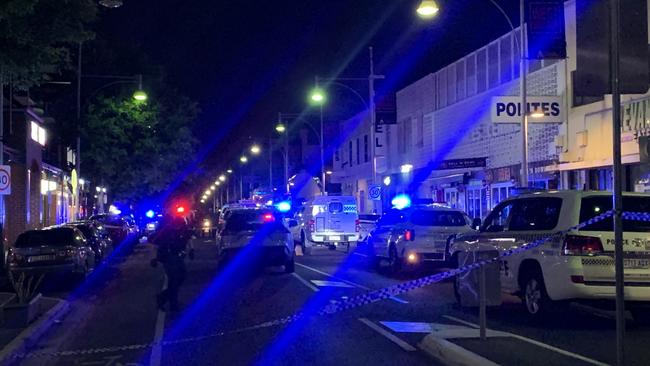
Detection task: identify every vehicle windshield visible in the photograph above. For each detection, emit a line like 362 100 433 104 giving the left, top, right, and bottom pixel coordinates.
580 196 650 232
15 228 75 248
410 210 468 227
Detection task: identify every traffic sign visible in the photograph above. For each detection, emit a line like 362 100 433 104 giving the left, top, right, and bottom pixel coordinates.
0 166 11 195
368 184 382 201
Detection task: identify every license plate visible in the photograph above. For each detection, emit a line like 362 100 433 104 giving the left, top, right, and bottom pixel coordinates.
329 235 341 241
624 258 650 269
28 255 55 263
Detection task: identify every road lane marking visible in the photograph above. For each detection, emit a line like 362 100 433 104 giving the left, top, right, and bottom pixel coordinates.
310 280 354 288
149 276 167 366
295 262 409 304
292 272 319 292
443 315 609 366
358 318 416 352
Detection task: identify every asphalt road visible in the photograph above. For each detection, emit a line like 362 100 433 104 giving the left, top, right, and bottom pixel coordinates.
13 238 650 366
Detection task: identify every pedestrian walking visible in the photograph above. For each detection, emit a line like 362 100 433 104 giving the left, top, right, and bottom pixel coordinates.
150 213 194 311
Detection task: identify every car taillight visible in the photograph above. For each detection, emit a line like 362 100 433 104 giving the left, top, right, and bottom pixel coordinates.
404 229 415 241
563 235 603 256
308 219 315 232
262 214 275 222
355 219 361 233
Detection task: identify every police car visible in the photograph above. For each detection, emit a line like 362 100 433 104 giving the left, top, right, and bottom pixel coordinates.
217 208 295 273
449 190 650 319
369 204 475 273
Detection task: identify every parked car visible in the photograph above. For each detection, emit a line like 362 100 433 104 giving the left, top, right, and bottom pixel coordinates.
291 195 360 253
90 214 130 247
65 222 112 265
7 227 96 278
449 190 650 319
369 205 475 272
217 209 294 273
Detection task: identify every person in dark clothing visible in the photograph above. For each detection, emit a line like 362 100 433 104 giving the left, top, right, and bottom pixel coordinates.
150 215 194 311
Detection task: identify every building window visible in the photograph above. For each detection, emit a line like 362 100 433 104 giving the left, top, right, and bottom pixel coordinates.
438 70 447 107
349 141 353 167
398 120 407 154
488 42 499 89
499 35 512 83
477 49 487 93
364 135 369 163
405 118 413 154
513 32 521 78
456 60 465 100
30 121 46 146
447 64 456 105
356 137 360 165
466 54 476 97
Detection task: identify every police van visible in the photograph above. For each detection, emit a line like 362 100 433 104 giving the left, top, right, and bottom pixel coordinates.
289 196 359 253
449 190 650 319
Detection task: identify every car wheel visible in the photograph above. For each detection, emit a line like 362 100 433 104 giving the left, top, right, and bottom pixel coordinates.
445 235 456 267
300 234 312 255
285 257 295 273
521 268 551 318
388 244 402 274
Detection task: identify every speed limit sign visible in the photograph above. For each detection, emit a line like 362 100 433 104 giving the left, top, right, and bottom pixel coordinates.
0 166 11 195
368 184 382 201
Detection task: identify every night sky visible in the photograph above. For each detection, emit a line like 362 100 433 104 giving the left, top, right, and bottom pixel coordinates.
97 0 519 172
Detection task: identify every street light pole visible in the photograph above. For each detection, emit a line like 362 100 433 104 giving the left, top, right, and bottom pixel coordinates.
519 0 529 188
76 42 82 220
315 76 326 195
269 134 273 192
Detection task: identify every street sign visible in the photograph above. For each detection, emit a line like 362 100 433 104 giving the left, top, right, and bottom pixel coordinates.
491 96 563 123
0 166 11 195
368 185 382 201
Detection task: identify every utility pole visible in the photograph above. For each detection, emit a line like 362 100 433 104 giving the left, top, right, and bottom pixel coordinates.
76 42 82 219
269 135 273 192
610 1 625 364
315 77 326 195
0 70 5 227
520 0 529 188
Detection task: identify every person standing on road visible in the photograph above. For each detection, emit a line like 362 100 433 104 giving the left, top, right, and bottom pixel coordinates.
150 213 194 311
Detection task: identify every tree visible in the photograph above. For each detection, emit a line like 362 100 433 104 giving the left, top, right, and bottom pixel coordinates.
81 88 198 204
0 0 96 88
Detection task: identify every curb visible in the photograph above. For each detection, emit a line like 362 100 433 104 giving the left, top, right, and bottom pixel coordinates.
0 297 71 364
418 334 499 366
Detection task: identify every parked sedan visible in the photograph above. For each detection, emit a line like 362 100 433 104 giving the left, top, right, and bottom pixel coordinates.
66 222 112 265
7 227 96 278
90 214 130 247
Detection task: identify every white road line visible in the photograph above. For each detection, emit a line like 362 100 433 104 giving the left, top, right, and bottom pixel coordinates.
292 272 319 292
150 276 168 366
352 252 368 258
358 318 416 352
443 315 609 366
295 262 409 304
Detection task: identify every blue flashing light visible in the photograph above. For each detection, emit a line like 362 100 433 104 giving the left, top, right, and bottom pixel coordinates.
391 194 411 210
145 210 155 219
275 201 291 213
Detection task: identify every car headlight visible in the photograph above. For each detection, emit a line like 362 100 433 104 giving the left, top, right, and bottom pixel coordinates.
203 220 211 228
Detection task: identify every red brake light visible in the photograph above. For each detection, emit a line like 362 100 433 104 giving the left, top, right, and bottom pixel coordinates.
355 219 361 232
262 213 275 222
563 235 603 256
404 229 415 241
176 206 186 214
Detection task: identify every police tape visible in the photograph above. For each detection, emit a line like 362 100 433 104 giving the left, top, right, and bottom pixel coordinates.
9 209 644 361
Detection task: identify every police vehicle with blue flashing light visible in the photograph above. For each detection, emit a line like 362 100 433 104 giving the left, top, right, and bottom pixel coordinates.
217 208 295 273
289 196 359 254
368 202 475 273
449 190 650 319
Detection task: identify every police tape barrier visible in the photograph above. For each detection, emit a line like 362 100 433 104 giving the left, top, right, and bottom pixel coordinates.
8 209 637 361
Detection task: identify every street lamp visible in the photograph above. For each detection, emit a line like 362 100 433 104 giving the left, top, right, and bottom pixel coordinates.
227 169 233 174
99 0 123 8
210 185 216 191
416 0 440 18
309 88 326 104
250 144 261 155
275 123 286 133
132 89 148 102
240 155 248 163
219 175 226 182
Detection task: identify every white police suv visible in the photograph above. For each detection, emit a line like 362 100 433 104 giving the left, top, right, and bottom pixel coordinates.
369 205 475 273
449 190 650 318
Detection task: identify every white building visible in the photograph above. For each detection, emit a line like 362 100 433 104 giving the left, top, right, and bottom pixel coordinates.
334 0 650 216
